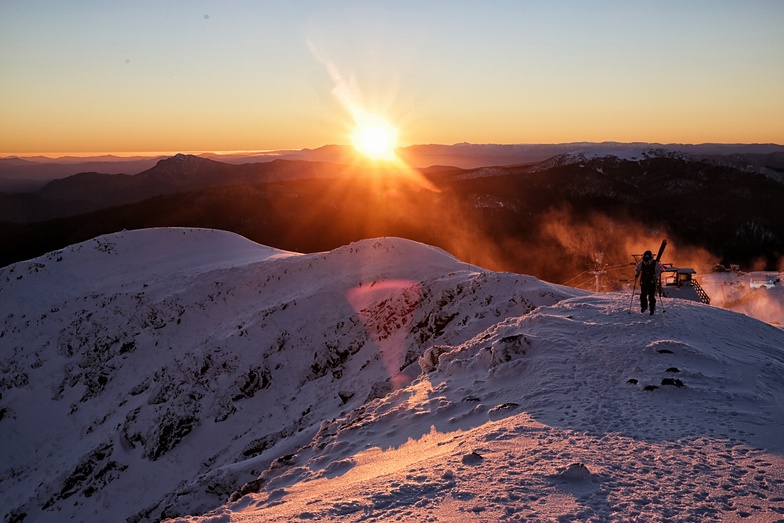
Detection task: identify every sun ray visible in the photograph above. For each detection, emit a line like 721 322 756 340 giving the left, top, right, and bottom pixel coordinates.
308 41 439 191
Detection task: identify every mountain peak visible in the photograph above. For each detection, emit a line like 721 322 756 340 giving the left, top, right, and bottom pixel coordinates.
0 229 583 521
151 154 219 176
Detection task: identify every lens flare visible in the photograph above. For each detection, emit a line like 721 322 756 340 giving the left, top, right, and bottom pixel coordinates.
346 280 421 389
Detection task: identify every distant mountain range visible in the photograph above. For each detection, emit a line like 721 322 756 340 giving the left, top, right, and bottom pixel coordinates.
2 144 783 281
0 156 164 192
0 155 357 222
3 142 783 186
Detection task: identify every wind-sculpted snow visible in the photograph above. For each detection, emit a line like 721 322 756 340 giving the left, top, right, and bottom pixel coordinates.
0 228 582 522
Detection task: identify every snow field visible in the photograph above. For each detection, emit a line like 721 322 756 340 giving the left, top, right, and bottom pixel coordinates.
1 228 782 522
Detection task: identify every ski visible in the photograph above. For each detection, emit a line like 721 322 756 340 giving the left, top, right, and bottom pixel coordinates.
656 239 667 313
655 239 667 263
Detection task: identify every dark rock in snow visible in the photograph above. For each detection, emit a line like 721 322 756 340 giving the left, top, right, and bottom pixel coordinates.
556 462 591 481
661 377 685 387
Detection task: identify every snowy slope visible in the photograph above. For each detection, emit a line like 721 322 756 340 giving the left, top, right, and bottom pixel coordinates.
0 228 581 522
171 295 784 523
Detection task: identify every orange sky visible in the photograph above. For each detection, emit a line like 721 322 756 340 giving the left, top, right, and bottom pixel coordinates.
1 1 783 156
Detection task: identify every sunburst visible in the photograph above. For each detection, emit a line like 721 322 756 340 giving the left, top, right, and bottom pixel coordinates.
351 114 398 161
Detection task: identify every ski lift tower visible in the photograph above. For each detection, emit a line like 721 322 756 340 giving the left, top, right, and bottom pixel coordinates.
588 252 607 292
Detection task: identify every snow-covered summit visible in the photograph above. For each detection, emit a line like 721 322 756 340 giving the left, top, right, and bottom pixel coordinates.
1 228 783 522
1 228 581 522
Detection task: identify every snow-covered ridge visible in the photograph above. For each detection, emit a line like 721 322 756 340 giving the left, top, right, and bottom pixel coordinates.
3 229 783 522
1 228 298 301
1 228 583 522
530 147 693 172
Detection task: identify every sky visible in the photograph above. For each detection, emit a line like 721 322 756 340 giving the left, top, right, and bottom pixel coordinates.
1 0 783 155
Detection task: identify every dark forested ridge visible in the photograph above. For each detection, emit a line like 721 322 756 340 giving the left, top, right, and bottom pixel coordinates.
2 151 783 283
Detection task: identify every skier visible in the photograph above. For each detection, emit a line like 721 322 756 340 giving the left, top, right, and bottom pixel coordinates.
635 250 663 315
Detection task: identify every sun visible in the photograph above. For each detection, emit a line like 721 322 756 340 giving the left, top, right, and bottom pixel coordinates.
351 114 398 161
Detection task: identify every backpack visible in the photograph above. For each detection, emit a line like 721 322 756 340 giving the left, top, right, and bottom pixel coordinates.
640 260 656 285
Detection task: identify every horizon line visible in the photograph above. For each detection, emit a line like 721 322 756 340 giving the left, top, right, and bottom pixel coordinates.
2 141 783 160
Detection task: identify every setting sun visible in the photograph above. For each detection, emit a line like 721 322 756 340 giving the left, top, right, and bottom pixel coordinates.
351 115 398 161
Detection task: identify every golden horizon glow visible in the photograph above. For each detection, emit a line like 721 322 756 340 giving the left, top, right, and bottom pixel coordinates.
1 3 782 154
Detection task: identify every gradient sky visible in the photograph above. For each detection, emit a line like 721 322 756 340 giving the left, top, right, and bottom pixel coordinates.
1 0 783 155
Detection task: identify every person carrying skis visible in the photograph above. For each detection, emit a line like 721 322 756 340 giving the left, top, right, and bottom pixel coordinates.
635 250 663 315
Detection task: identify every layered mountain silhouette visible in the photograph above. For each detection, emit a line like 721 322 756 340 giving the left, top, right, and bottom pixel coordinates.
2 145 783 283
0 155 358 222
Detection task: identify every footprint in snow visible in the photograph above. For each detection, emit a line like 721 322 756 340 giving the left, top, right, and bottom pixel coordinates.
555 462 592 481
461 451 483 465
